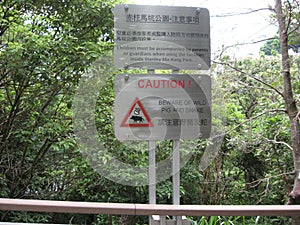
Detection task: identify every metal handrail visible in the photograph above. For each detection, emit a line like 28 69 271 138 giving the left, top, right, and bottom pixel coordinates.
0 198 299 217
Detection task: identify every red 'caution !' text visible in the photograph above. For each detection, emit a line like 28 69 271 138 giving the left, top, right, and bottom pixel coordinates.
137 79 192 88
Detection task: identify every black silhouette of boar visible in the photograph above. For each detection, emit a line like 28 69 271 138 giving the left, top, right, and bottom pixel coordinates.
130 115 144 123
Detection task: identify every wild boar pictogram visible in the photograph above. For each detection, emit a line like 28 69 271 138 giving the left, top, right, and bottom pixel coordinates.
130 115 144 123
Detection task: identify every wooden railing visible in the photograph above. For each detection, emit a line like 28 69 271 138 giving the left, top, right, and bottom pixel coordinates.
0 198 299 217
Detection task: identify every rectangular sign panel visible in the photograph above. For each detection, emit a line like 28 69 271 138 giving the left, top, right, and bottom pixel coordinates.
114 5 210 70
114 74 211 140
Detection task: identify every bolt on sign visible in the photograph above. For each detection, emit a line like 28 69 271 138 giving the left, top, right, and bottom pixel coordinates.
114 74 211 140
114 4 210 70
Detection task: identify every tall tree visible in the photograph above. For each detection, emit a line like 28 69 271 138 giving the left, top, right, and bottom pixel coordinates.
275 0 300 209
214 0 300 222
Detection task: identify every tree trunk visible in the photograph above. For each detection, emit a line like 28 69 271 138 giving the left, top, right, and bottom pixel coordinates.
275 0 300 223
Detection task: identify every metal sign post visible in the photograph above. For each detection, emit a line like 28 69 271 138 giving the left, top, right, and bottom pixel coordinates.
113 4 211 225
173 139 181 223
149 140 157 223
172 70 181 224
148 69 157 224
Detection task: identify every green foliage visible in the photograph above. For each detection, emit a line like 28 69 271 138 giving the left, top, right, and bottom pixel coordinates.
0 0 126 223
192 215 291 225
283 0 300 48
214 55 295 206
260 37 281 55
0 0 300 224
193 216 246 225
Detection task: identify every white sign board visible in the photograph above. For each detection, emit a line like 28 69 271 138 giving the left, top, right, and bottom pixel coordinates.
114 74 211 140
114 4 210 70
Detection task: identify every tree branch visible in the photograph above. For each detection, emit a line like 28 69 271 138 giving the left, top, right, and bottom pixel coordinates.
225 109 286 135
262 136 293 151
214 60 285 98
215 37 278 58
212 8 275 17
286 0 293 35
246 171 294 187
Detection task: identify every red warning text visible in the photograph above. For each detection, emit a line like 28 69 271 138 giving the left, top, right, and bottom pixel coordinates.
137 79 192 89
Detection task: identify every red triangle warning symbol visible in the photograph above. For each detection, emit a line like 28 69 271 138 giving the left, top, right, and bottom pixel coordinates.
121 98 153 127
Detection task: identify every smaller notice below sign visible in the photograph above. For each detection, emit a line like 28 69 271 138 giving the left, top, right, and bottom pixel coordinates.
114 4 210 70
114 74 212 140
